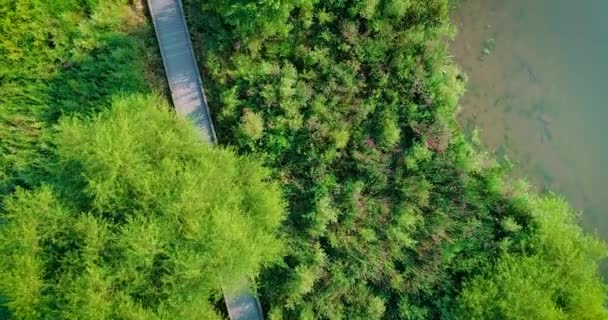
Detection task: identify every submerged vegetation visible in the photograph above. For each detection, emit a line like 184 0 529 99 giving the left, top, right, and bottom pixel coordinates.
0 0 606 319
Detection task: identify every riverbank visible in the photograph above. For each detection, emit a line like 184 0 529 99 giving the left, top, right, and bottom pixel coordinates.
451 0 608 250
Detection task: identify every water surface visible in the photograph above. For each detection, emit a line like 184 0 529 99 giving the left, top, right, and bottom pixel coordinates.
451 0 608 252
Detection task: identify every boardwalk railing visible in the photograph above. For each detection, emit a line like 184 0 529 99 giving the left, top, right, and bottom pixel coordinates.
146 0 264 319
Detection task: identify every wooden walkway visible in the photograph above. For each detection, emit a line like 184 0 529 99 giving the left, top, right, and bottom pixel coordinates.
147 0 216 143
146 0 264 319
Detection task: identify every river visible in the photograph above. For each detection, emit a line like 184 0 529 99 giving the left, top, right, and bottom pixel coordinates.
451 0 608 271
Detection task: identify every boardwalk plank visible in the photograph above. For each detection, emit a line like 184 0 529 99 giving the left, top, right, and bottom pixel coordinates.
147 0 216 143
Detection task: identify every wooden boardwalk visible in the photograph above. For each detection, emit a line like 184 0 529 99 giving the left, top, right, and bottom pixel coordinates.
146 0 264 319
147 0 216 143
224 279 265 320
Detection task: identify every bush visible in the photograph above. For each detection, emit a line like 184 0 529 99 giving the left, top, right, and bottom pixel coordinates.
201 0 295 39
454 196 608 320
184 0 608 318
0 0 157 198
0 96 285 319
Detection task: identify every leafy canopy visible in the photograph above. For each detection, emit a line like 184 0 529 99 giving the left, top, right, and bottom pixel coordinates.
455 195 608 320
0 95 285 319
184 0 608 318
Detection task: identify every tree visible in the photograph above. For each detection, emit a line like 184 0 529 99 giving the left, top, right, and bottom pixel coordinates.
0 95 285 319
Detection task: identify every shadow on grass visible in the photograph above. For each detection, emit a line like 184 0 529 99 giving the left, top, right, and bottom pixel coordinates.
0 10 167 317
0 296 7 320
1 20 167 193
46 33 149 121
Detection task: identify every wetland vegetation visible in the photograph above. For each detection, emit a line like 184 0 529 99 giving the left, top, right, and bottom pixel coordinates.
0 0 606 319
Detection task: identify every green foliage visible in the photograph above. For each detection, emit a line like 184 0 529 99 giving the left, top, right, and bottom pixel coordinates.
239 109 265 141
0 1 284 317
2 0 605 318
199 0 296 39
185 0 608 318
0 0 159 198
377 107 401 148
0 96 285 319
454 196 608 320
0 12 161 315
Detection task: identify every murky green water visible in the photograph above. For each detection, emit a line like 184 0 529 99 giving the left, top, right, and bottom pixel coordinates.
451 0 608 249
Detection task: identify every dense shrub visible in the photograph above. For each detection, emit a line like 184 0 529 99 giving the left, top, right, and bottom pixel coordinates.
2 0 606 318
1 1 285 318
0 0 162 198
201 0 294 39
454 195 607 320
0 96 285 319
184 0 608 318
